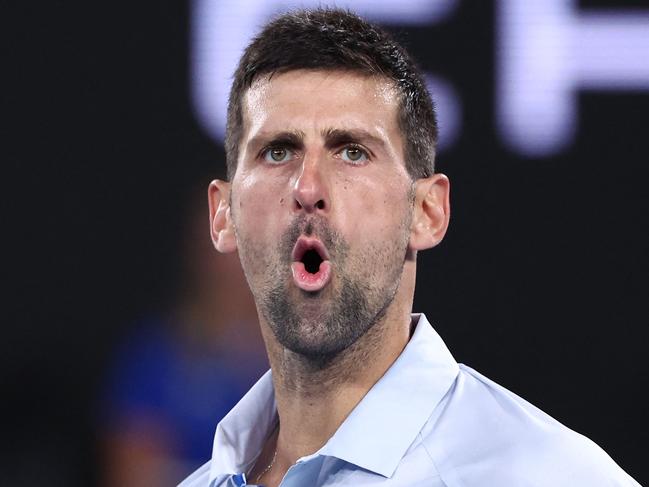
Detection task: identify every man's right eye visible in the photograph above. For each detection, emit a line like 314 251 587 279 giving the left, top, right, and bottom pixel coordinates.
263 147 293 163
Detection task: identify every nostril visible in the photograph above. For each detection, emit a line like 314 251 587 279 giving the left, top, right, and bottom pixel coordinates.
294 198 325 211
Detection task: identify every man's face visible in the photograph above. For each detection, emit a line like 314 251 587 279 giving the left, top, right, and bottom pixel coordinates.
229 69 415 359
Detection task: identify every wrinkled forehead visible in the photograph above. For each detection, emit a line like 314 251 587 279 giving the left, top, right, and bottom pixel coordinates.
240 69 401 140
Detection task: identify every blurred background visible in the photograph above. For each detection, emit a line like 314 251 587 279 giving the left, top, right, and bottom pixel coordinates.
3 0 648 485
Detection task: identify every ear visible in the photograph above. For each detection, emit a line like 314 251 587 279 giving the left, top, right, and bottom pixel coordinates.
409 173 451 251
208 179 237 253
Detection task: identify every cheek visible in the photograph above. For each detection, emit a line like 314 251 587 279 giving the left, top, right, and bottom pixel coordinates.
336 174 411 241
232 174 290 249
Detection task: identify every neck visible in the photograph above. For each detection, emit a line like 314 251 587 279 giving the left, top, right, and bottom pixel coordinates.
260 264 416 467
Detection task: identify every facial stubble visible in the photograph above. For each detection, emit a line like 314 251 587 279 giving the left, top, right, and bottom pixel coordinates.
234 194 413 367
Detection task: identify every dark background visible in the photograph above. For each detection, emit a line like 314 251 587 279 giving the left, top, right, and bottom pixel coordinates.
3 1 647 485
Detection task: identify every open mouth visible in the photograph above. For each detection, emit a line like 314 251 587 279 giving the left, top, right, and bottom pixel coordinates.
290 237 332 292
302 248 324 274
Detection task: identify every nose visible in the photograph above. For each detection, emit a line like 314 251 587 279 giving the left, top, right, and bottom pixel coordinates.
292 154 329 213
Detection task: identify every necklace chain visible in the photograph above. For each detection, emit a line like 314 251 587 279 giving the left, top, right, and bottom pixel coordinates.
253 447 277 484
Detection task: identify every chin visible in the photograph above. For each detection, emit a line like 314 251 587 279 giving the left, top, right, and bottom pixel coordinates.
275 315 364 360
283 336 351 363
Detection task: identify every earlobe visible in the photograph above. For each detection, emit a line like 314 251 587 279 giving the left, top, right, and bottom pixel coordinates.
208 179 237 253
409 174 451 251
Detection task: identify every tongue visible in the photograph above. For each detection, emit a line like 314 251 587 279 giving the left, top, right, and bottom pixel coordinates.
291 260 331 292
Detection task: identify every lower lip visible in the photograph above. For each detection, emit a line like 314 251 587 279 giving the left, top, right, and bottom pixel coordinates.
291 260 332 292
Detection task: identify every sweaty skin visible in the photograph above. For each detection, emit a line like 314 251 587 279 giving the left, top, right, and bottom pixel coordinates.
208 69 451 487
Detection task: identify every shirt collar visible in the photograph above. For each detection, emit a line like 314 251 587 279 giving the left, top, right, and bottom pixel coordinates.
318 313 459 477
209 313 459 483
209 367 277 482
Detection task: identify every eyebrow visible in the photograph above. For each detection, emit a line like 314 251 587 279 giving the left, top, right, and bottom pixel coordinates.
247 130 306 155
245 127 387 156
322 128 386 152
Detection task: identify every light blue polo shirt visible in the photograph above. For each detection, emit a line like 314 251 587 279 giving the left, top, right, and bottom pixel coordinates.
179 314 640 486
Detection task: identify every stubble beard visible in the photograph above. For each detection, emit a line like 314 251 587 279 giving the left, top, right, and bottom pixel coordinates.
239 211 412 367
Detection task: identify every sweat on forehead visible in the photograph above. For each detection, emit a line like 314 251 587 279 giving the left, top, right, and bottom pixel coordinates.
241 70 400 133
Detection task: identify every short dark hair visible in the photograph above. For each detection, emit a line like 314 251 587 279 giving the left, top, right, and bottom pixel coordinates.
225 8 437 181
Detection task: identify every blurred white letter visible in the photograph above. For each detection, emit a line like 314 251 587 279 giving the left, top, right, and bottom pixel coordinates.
498 0 649 156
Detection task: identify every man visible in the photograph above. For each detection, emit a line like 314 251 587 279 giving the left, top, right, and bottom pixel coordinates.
180 8 640 487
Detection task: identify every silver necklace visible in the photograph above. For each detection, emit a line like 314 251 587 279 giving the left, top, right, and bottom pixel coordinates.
253 447 277 484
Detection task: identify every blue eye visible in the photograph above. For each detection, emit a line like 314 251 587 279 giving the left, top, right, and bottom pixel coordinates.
263 147 293 163
340 146 368 163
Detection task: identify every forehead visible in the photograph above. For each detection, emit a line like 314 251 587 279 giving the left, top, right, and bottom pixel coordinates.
240 69 401 142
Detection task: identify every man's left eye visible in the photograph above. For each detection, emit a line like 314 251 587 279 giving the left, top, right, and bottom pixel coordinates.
340 146 368 163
